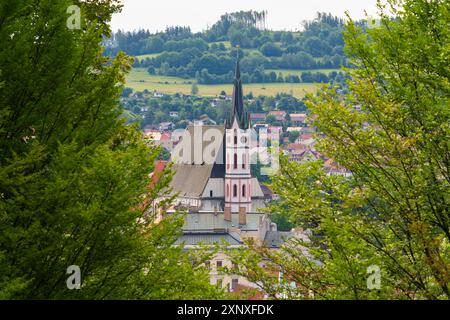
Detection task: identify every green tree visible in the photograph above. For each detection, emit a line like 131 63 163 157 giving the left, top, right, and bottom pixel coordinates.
191 83 199 95
229 0 450 300
266 115 277 126
260 42 283 57
0 0 222 299
288 131 300 143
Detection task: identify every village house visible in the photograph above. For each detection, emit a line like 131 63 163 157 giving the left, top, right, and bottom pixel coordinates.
289 113 307 126
268 110 287 123
159 121 174 132
250 113 267 124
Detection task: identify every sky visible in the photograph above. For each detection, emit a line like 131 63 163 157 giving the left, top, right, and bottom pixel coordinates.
111 0 379 32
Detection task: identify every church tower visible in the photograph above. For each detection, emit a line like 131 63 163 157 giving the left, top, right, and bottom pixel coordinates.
224 60 251 224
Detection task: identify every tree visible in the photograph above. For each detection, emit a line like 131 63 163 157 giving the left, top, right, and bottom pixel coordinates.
260 43 283 57
265 115 277 125
288 131 300 143
229 0 450 300
191 83 199 95
122 87 133 97
0 0 222 299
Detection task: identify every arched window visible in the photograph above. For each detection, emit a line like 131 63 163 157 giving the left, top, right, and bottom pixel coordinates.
234 153 238 169
242 154 246 169
210 190 213 197
233 184 237 198
234 129 237 145
242 184 246 197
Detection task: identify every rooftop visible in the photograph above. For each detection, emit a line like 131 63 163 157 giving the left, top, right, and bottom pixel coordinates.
182 212 267 232
175 233 242 246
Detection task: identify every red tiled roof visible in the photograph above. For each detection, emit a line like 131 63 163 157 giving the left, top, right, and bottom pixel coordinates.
150 160 168 185
300 134 314 140
269 111 286 116
250 113 267 120
290 113 307 121
160 133 171 141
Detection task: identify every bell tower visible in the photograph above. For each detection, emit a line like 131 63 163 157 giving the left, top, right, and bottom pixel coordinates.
224 60 251 223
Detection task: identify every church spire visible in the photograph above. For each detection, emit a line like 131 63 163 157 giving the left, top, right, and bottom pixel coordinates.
226 57 249 129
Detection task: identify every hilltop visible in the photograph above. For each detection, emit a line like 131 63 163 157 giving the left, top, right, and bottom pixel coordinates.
105 12 351 96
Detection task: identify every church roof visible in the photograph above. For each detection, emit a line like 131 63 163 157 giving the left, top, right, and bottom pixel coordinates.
171 164 215 198
170 124 226 197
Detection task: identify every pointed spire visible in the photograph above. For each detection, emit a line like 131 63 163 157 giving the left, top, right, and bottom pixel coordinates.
235 58 241 80
226 54 249 130
231 59 244 121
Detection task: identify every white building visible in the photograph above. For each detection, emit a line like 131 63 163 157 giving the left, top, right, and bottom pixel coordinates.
170 61 266 217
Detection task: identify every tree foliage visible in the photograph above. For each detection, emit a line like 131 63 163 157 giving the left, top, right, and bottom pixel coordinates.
0 0 222 299
229 0 450 300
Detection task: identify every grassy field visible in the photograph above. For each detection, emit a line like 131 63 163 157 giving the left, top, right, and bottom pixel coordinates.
134 53 162 61
209 41 232 49
125 68 320 98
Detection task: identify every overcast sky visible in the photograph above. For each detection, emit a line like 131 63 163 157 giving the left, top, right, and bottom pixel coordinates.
111 0 379 32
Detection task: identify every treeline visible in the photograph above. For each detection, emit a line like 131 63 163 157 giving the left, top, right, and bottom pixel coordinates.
194 68 349 85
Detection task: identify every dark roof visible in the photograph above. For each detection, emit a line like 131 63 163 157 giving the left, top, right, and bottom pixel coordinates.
182 212 267 231
259 184 273 197
264 231 295 248
175 233 242 246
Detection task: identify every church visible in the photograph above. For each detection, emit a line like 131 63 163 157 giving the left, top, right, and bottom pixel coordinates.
169 60 267 224
166 61 294 293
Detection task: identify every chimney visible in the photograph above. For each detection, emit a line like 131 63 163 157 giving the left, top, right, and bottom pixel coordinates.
239 207 247 225
224 206 232 222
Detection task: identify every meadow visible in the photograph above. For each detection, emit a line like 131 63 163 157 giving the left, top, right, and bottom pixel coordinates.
126 68 320 98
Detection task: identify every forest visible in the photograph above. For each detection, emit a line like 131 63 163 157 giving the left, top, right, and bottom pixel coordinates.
106 12 351 85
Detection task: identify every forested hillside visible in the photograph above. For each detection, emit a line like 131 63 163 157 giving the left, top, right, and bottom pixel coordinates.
106 12 350 85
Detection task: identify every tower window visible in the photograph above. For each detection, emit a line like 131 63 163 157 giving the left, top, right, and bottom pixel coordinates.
242 184 246 197
234 129 237 145
234 153 238 169
233 184 237 197
210 190 213 197
242 154 246 169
